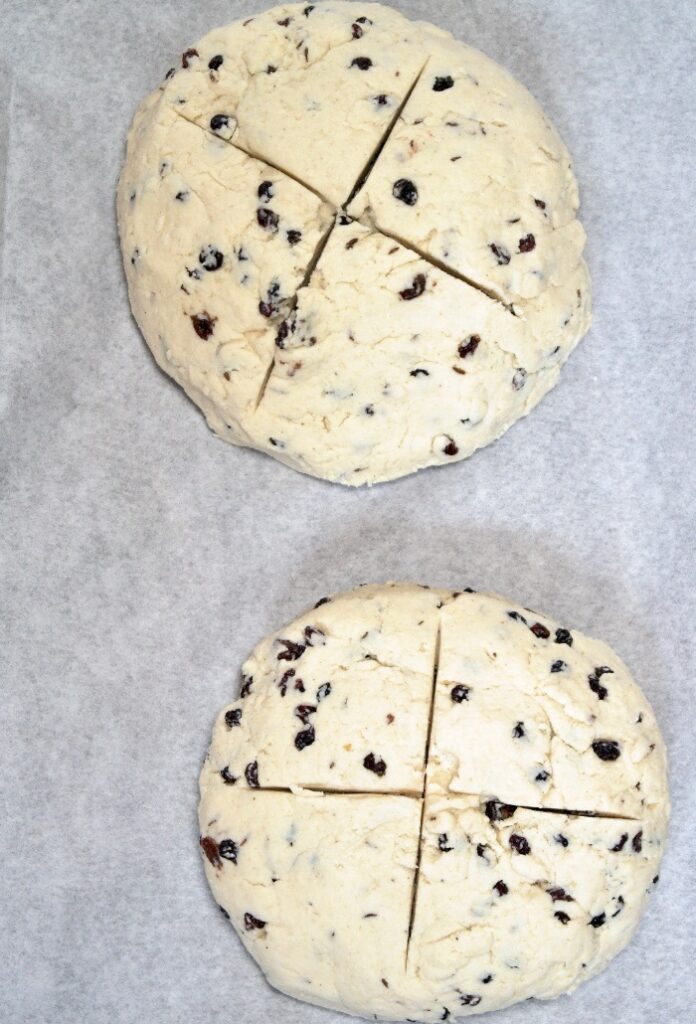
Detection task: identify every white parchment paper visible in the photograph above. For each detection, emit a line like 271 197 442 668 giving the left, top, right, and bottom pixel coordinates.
1 1 695 1022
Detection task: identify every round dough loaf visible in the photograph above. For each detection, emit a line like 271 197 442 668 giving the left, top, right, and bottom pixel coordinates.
199 584 668 1021
118 2 591 485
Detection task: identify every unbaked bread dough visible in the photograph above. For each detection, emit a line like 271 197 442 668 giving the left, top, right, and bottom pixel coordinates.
118 2 591 485
199 584 668 1020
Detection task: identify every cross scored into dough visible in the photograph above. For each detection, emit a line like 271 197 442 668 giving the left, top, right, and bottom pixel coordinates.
199 584 668 1021
118 1 592 485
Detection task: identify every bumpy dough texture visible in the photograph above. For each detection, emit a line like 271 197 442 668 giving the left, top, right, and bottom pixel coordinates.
118 1 591 485
199 584 668 1021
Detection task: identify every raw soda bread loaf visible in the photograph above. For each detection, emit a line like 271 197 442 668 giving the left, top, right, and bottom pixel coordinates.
118 2 591 485
199 584 668 1021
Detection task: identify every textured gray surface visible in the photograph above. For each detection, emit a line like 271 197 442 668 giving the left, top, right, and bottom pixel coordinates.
1 1 695 1022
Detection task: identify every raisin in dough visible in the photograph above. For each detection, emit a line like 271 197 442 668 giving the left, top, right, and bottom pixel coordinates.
199 584 668 1021
119 3 591 485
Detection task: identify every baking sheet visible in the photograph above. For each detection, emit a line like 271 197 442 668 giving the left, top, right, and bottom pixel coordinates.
1 1 695 1021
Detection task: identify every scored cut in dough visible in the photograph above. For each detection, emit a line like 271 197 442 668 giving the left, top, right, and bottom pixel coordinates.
256 217 589 484
161 2 438 206
409 795 665 1017
118 1 592 485
198 784 421 1019
199 583 669 1021
347 36 585 304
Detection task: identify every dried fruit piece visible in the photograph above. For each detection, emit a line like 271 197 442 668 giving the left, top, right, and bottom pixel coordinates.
190 312 216 339
433 75 454 91
530 622 550 639
303 626 325 646
257 207 280 232
199 245 223 271
484 800 517 822
200 836 221 868
218 839 239 863
277 668 295 696
458 335 480 358
392 178 418 205
592 740 621 761
490 242 511 265
363 753 387 776
509 833 531 855
209 113 232 132
512 368 527 390
277 639 306 661
294 704 316 724
547 887 573 902
399 274 426 300
450 684 470 703
508 610 527 623
295 726 316 750
588 674 609 700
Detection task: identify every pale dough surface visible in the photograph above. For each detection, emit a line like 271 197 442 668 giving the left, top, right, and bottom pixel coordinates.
118 1 591 484
347 35 585 304
429 592 667 818
205 583 443 792
199 583 668 1021
256 218 589 484
117 92 332 444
